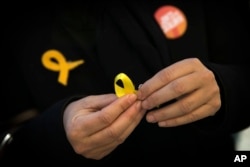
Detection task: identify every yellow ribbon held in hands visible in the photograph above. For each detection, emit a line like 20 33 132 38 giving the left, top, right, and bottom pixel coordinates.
114 73 137 97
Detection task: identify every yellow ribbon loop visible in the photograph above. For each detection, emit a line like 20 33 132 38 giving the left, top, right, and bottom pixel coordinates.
114 73 137 97
41 49 84 86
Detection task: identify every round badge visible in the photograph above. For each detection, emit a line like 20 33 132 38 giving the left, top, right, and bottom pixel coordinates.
154 5 187 39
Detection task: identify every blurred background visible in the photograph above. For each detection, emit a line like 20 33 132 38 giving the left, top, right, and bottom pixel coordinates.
234 126 250 151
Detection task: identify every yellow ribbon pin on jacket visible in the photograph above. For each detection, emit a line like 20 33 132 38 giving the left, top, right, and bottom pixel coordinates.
114 73 137 97
41 49 84 86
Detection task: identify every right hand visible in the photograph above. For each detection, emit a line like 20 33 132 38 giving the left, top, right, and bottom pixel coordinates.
63 93 145 160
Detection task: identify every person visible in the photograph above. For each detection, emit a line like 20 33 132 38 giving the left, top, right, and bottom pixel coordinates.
1 0 250 165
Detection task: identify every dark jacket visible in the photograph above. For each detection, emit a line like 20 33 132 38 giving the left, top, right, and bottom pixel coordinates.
1 0 250 166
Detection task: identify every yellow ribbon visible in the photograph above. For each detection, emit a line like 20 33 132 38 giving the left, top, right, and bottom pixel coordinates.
114 73 137 97
41 49 84 86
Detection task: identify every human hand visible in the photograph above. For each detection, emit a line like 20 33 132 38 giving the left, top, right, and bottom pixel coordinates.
137 58 221 127
63 93 145 160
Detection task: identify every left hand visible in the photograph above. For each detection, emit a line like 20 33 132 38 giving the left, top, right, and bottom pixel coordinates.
136 58 221 127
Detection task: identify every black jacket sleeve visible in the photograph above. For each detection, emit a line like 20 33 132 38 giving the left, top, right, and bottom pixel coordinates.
1 96 108 165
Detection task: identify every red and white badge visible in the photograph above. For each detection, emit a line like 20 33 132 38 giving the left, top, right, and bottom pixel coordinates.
154 5 187 39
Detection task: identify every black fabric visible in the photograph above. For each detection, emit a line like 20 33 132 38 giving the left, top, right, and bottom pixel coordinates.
1 0 250 166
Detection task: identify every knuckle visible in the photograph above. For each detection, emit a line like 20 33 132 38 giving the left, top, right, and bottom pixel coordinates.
179 100 192 114
159 67 174 83
210 98 221 115
105 128 124 144
74 144 85 155
188 112 199 122
187 57 201 67
171 80 186 95
98 112 113 125
202 69 215 81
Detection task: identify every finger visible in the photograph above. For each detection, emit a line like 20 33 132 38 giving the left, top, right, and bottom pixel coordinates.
77 93 138 136
77 101 145 160
108 101 146 143
137 58 203 100
88 101 145 147
157 100 220 127
141 70 202 110
79 140 118 160
145 72 221 123
80 94 118 110
145 88 205 123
